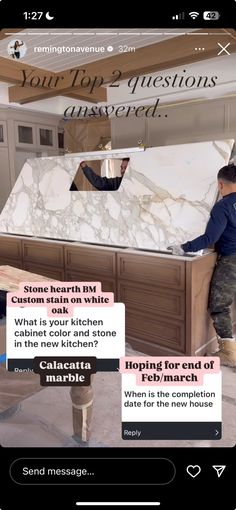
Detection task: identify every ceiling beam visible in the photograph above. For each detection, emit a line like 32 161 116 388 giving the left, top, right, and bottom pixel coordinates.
0 58 50 85
8 80 107 103
0 29 23 41
222 28 236 40
0 57 107 103
7 28 236 104
76 29 236 82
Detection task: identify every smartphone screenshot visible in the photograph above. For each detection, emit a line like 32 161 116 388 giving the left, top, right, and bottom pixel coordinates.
0 2 235 508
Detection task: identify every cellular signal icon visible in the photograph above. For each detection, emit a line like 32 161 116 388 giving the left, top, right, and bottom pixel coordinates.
172 12 185 20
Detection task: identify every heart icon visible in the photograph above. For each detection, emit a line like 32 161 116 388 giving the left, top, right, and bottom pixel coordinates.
186 465 201 478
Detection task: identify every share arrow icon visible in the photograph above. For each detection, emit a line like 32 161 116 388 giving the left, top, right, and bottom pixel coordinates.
212 465 226 478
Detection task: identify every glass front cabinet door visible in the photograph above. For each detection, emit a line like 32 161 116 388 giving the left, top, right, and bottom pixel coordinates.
0 121 8 146
15 121 36 148
37 125 57 149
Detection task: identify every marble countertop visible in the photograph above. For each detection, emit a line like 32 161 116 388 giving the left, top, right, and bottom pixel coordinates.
0 140 234 251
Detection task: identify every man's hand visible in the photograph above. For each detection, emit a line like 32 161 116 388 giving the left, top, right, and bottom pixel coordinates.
167 245 185 256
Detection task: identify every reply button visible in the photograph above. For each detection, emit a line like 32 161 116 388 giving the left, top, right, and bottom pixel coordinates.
10 458 175 485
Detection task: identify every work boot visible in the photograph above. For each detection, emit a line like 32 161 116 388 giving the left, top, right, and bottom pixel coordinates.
213 339 236 368
71 436 107 447
70 383 94 443
71 436 89 447
71 401 93 442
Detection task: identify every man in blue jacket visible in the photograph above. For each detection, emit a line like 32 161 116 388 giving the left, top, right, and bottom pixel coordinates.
169 163 236 367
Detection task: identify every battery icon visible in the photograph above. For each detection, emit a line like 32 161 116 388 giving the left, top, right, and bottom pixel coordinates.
203 11 220 20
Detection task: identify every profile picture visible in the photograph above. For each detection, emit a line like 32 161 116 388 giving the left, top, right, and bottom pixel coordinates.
7 40 27 60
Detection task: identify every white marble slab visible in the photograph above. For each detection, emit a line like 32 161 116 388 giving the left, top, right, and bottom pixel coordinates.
0 140 234 250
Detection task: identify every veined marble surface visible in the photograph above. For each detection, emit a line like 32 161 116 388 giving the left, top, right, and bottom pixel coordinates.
0 141 234 250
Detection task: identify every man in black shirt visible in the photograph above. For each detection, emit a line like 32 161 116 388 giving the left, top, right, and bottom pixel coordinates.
71 158 129 191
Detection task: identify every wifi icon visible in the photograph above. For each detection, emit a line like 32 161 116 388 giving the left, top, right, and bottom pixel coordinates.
189 11 199 19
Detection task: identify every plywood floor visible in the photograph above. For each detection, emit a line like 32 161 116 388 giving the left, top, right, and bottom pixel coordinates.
0 317 42 412
0 365 42 413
